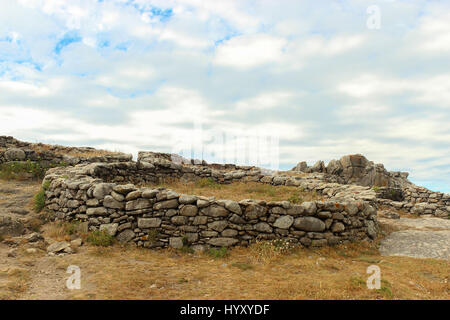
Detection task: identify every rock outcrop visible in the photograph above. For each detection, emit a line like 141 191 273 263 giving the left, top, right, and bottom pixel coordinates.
292 154 410 188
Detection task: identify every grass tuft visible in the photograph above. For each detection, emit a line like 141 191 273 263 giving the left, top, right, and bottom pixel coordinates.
86 230 115 247
33 189 45 213
207 247 228 259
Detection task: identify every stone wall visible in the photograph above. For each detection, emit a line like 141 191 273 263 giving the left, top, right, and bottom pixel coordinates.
74 160 378 204
43 161 379 250
377 185 450 218
0 136 132 166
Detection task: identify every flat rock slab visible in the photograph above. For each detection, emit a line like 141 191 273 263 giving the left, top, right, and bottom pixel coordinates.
379 216 450 260
387 217 450 230
380 230 450 260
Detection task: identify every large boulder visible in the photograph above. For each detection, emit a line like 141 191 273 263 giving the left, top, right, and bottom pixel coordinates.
5 148 26 161
326 159 343 175
310 160 325 173
292 161 308 172
293 217 326 232
0 215 25 236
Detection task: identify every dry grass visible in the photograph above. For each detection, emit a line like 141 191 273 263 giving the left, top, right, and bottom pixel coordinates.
0 221 448 300
43 221 88 242
150 180 321 203
0 267 31 299
54 236 449 300
31 143 115 158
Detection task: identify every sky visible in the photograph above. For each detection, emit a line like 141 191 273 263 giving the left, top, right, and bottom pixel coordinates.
0 0 449 193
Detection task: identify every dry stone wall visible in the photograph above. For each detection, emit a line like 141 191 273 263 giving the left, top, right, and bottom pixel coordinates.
0 136 132 166
43 161 379 250
377 186 450 218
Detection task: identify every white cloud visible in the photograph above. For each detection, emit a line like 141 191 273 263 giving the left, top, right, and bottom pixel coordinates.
213 34 287 69
338 73 450 108
235 91 296 111
414 10 450 52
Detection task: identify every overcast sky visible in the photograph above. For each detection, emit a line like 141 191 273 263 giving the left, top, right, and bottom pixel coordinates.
0 0 449 192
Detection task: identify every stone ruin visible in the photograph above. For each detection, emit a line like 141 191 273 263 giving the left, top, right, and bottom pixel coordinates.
42 154 379 250
292 154 449 218
1 136 448 251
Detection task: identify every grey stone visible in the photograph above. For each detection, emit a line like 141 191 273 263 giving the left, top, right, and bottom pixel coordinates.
116 229 135 242
113 184 136 195
300 201 317 215
326 159 343 175
273 216 294 229
366 220 377 239
5 148 26 161
332 212 345 220
292 161 308 172
142 189 158 198
86 199 99 207
221 229 238 237
153 199 179 210
331 222 345 233
86 207 108 216
344 202 359 215
47 241 70 253
317 211 332 219
180 205 198 216
287 205 305 216
203 205 229 217
169 237 183 249
201 231 218 237
184 233 198 243
311 160 325 173
300 237 312 246
179 195 197 204
111 191 125 202
208 237 239 247
138 218 162 228
67 200 80 208
103 195 124 209
244 204 267 220
193 216 208 225
229 214 246 224
197 199 210 208
93 183 113 199
294 217 326 232
254 222 272 233
224 200 242 214
24 232 43 242
117 222 132 232
70 238 83 248
126 199 152 211
125 190 141 201
171 216 188 225
99 223 119 236
208 220 228 232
